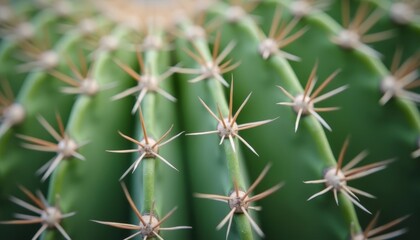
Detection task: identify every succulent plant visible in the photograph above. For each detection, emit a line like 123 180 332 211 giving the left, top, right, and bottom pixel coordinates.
0 0 419 239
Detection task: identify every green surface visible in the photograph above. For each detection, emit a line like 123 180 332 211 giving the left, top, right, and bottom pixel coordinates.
0 0 419 239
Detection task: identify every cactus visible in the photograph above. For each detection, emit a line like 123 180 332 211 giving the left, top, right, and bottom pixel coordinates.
0 0 419 239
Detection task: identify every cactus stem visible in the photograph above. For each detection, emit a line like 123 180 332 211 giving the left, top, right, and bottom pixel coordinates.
195 164 283 239
305 139 393 214
177 17 269 237
0 185 75 240
277 63 346 132
187 78 275 156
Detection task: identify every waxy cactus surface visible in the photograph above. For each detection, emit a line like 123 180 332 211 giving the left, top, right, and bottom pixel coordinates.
0 0 419 239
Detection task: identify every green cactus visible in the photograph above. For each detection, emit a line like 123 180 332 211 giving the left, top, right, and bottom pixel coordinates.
0 0 419 239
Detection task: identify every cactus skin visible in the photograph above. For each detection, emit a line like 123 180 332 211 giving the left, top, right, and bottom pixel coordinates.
0 0 419 239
